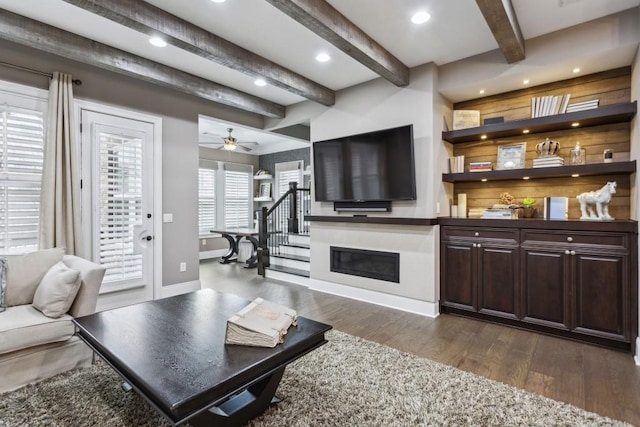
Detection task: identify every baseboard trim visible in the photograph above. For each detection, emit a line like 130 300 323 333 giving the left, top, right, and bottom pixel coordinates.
308 278 439 318
265 269 311 287
159 280 201 299
199 249 228 260
635 337 640 366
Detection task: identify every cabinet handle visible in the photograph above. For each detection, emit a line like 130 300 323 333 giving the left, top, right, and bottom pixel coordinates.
472 243 477 248
567 236 573 242
565 250 570 255
571 250 576 256
477 243 482 248
474 232 479 237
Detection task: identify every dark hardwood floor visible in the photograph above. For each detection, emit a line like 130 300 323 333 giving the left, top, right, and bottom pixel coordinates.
200 259 640 425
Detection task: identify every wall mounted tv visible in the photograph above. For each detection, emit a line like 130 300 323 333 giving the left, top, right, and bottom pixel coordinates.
312 124 417 203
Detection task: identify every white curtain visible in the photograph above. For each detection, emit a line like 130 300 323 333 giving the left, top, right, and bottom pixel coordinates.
38 72 82 255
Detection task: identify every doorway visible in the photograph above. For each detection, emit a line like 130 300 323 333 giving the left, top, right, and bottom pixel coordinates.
79 103 162 308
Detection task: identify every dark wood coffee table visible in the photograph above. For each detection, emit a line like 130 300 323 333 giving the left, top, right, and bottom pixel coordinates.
73 289 332 426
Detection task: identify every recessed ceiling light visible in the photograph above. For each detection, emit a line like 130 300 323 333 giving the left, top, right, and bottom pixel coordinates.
211 0 226 3
315 53 331 62
411 11 431 24
573 67 581 73
254 78 267 87
479 89 485 95
523 79 530 85
149 37 167 47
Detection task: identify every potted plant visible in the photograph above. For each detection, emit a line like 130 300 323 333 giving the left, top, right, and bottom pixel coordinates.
521 197 536 218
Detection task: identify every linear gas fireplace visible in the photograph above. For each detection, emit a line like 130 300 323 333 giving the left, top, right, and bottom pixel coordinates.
330 246 399 283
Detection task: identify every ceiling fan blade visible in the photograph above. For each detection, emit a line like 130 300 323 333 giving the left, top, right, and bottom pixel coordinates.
237 141 259 146
236 145 252 152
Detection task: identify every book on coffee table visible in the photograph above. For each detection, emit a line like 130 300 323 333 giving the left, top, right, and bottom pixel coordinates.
225 297 298 348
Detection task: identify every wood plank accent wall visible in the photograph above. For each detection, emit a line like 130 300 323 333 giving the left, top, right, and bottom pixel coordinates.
450 67 632 220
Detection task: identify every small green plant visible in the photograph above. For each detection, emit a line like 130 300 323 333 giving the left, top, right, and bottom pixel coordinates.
521 197 536 207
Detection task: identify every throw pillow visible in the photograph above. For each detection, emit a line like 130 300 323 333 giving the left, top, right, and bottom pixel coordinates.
4 247 65 306
32 261 81 318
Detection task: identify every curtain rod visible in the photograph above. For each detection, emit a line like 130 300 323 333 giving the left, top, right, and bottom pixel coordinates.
0 61 82 85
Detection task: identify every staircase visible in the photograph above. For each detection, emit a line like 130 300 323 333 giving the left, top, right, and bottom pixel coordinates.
258 182 311 286
265 233 310 286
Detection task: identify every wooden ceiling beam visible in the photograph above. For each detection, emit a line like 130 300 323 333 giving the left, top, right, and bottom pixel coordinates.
264 0 409 87
61 0 335 106
0 9 285 118
475 0 525 63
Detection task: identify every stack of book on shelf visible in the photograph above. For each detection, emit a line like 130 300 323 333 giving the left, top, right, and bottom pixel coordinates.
566 99 599 113
468 161 492 172
225 297 298 348
447 155 465 173
481 208 513 219
468 208 485 218
531 94 571 118
533 156 564 168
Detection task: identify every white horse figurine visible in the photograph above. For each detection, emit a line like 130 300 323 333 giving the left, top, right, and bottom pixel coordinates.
576 181 616 220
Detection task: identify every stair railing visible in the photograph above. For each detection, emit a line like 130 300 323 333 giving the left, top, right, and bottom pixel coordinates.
257 181 310 276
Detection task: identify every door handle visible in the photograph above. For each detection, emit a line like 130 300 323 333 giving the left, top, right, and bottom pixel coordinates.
142 235 154 241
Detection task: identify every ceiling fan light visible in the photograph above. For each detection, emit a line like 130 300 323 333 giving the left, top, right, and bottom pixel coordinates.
222 143 237 151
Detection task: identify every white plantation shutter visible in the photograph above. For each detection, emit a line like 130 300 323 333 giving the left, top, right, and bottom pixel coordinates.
0 103 45 254
98 131 143 283
198 160 217 233
223 163 251 229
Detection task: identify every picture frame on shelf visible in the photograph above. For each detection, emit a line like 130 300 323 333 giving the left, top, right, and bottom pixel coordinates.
259 182 271 198
496 142 527 170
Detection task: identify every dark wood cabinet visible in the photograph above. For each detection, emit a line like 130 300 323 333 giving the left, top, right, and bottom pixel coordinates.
440 219 638 351
441 227 519 319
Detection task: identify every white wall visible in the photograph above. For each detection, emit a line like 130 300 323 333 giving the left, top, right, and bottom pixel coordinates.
278 63 441 314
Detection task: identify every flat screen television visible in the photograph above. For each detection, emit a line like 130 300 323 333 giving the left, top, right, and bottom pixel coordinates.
312 124 416 203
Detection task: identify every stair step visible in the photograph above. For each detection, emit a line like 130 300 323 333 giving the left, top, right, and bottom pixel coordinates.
281 242 310 249
271 253 310 263
266 264 310 278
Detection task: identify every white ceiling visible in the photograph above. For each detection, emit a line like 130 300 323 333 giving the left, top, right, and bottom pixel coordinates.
1 0 638 154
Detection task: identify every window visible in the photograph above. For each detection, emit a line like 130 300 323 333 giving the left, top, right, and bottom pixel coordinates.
0 82 47 254
198 160 217 234
275 160 303 233
223 163 252 229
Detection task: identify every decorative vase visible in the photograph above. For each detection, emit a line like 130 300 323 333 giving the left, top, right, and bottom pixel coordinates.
522 206 536 218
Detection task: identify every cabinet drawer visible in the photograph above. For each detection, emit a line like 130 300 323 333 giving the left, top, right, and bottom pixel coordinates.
521 230 627 249
442 227 518 242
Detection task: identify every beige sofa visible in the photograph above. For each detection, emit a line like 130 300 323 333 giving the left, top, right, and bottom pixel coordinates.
0 249 106 393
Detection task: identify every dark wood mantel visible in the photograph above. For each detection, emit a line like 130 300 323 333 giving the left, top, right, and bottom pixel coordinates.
306 216 438 226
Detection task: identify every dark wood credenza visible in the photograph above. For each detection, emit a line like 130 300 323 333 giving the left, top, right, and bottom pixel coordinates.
439 218 638 352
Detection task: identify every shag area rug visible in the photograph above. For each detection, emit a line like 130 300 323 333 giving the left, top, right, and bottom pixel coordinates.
0 330 627 427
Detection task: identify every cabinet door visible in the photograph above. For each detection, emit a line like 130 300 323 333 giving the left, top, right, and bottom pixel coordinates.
521 246 570 330
477 244 519 319
573 252 628 341
441 240 476 311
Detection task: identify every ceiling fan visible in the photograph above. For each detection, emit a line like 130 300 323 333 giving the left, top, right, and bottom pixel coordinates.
200 128 259 152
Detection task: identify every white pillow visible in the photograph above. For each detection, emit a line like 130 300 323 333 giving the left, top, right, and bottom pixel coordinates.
33 261 81 318
5 247 65 306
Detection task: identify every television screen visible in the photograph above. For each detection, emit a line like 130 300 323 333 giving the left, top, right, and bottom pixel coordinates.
312 125 416 202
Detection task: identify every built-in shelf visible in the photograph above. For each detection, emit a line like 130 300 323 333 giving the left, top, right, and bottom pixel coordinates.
442 160 636 183
439 217 637 232
442 101 637 144
254 174 272 180
306 216 438 225
253 196 273 202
